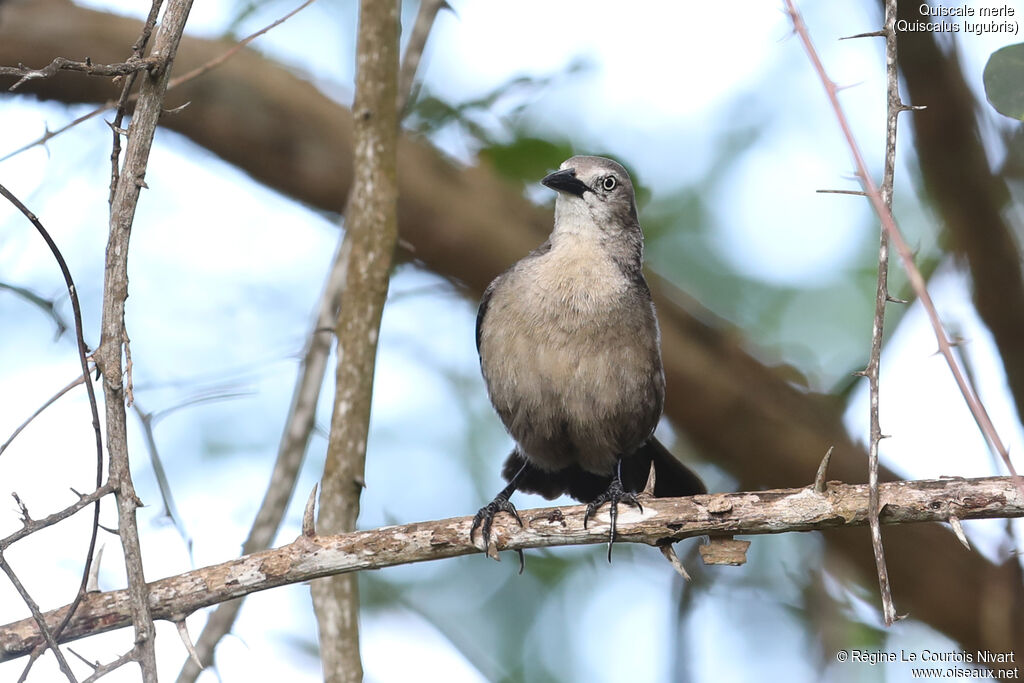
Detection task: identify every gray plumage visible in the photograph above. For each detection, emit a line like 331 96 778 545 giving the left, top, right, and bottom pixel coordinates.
472 155 705 561
478 156 660 476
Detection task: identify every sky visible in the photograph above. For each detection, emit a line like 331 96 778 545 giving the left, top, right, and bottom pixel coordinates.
1 0 1023 681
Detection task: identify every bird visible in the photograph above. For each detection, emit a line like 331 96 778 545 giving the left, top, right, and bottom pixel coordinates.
471 155 706 565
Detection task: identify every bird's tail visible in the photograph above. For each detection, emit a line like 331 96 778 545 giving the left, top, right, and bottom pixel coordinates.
621 437 706 497
501 437 705 502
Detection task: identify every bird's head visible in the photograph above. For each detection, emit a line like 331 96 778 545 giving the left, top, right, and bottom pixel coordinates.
541 155 640 238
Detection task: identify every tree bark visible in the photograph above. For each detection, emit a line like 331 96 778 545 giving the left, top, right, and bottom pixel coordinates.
2 476 1022 664
309 0 400 681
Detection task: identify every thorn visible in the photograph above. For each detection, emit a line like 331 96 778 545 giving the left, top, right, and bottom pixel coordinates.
175 619 204 670
87 544 105 592
104 119 128 136
814 446 834 493
886 294 908 304
658 541 692 581
948 515 971 550
164 101 191 115
302 483 318 537
816 188 869 197
642 461 657 497
12 492 30 522
898 103 927 113
852 369 868 377
354 475 367 489
99 523 118 535
834 80 864 93
70 487 84 499
67 647 99 670
136 178 149 189
839 29 885 40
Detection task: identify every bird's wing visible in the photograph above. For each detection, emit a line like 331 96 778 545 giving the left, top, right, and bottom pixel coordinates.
476 239 553 355
475 276 501 355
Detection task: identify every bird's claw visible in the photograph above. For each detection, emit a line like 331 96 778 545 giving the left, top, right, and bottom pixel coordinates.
471 495 525 573
584 478 642 562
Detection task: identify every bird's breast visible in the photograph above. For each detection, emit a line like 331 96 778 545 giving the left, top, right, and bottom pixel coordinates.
479 242 662 438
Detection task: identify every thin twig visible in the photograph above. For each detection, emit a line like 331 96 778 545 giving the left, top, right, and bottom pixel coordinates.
0 282 69 338
96 1 195 678
0 485 114 550
0 0 319 164
80 649 136 683
0 368 91 457
857 0 902 627
107 0 165 207
1 56 158 92
3 475 1022 663
0 183 106 660
397 0 449 113
132 403 192 558
784 0 1024 513
0 555 77 681
167 0 317 89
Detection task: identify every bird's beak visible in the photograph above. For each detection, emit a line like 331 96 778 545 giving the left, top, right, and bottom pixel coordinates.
541 168 589 198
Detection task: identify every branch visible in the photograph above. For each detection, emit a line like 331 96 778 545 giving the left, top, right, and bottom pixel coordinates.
95 0 195 679
0 176 105 678
0 556 76 680
784 1 1021 499
890 0 1024 429
176 3 445 679
1 485 114 550
2 476 1021 663
397 0 447 113
310 0 400 678
862 0 901 626
0 56 157 91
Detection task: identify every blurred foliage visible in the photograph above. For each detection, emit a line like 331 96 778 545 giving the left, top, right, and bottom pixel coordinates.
984 43 1024 121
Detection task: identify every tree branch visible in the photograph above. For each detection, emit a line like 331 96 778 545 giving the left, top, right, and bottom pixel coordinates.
176 2 443 680
94 0 195 679
310 0 400 679
0 56 157 92
2 476 1021 663
863 0 901 626
891 0 1024 428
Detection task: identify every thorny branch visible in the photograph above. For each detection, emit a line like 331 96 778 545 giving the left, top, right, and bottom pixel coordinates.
0 556 76 680
94 0 194 679
785 0 1022 623
0 56 158 92
0 0 317 164
861 0 903 628
1 485 115 550
836 0 908 627
3 476 1022 663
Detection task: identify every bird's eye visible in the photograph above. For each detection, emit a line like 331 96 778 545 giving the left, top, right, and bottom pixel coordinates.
602 176 617 191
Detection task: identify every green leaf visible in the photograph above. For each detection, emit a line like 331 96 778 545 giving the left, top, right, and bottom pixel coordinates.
479 137 575 186
984 42 1024 120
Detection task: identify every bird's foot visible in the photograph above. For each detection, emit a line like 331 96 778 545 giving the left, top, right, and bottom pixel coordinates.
584 477 643 562
471 492 525 573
